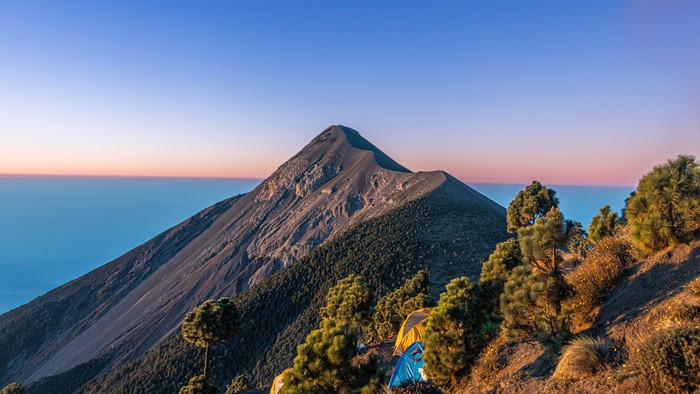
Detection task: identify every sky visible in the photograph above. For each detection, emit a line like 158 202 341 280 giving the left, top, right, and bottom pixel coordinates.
1 1 699 186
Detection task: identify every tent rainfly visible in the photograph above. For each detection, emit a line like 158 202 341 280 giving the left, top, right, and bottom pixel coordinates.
388 341 426 387
270 372 285 394
393 308 431 356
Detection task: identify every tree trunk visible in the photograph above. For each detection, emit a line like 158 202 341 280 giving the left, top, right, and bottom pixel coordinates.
204 344 209 379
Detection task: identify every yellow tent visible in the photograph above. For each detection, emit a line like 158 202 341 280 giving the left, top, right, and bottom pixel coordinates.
393 308 432 356
270 372 285 394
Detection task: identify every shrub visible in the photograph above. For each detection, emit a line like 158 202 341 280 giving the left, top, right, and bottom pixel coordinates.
567 237 633 327
626 155 700 255
635 327 700 393
225 375 248 394
178 375 219 394
1 383 26 394
553 336 611 380
368 270 430 341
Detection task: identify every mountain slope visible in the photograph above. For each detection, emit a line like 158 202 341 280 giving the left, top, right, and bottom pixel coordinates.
47 175 506 394
0 125 505 389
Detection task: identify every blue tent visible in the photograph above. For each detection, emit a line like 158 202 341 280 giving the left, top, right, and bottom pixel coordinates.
388 341 426 387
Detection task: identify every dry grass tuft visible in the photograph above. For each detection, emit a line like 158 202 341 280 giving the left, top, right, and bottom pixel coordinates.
552 336 611 381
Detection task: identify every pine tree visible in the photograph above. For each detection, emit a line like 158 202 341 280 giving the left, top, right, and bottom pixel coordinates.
480 238 521 284
178 375 219 394
565 220 591 257
500 266 557 340
625 155 700 255
368 270 431 341
423 277 483 390
588 205 621 245
506 181 559 233
281 320 382 394
479 238 521 319
0 383 27 394
182 298 241 380
512 208 571 344
320 275 373 330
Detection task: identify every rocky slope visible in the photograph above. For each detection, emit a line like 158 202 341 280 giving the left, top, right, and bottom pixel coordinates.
0 125 505 389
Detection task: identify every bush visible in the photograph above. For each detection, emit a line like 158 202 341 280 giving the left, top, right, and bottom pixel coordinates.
225 375 248 394
567 237 633 327
178 375 219 394
553 336 611 380
1 383 27 394
626 155 700 255
636 327 700 393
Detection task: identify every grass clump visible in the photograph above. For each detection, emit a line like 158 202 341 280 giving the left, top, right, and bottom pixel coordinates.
567 237 632 328
635 327 700 393
553 336 611 381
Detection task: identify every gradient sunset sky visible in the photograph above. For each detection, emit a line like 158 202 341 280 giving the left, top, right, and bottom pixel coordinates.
1 1 699 186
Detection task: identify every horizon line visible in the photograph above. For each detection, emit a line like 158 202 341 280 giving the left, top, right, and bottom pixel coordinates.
0 172 637 188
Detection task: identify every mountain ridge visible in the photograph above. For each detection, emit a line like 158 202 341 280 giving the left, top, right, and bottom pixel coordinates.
0 125 507 389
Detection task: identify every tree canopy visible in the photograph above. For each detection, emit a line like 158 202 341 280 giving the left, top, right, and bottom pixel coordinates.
319 274 373 329
182 298 241 381
625 155 700 255
506 181 559 233
182 298 241 349
588 205 621 245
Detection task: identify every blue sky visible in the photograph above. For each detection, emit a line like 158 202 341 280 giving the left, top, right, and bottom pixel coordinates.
1 1 699 185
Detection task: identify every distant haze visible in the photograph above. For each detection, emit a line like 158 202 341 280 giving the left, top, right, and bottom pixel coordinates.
1 2 699 185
